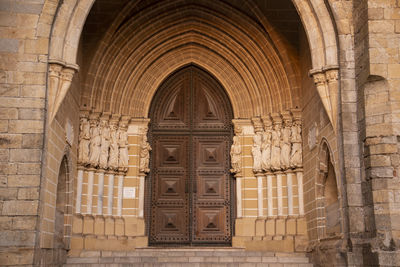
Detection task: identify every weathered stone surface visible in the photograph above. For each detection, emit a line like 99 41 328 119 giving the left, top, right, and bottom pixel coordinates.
2 200 38 215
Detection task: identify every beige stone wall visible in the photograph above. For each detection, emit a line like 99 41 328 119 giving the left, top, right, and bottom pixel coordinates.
0 0 399 266
69 118 148 253
0 0 54 265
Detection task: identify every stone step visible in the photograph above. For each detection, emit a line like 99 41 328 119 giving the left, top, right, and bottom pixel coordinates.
65 249 313 266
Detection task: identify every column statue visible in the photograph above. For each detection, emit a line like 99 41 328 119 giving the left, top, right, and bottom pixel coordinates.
99 117 111 170
78 116 90 165
88 118 101 167
290 120 303 168
139 127 151 174
261 125 272 171
280 121 291 170
271 123 281 171
108 120 119 170
230 135 242 174
252 132 263 173
118 122 129 172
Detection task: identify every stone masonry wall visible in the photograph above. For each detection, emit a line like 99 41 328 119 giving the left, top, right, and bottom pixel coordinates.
0 0 54 265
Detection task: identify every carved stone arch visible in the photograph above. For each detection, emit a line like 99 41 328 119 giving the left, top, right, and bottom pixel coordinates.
46 0 340 125
316 139 340 239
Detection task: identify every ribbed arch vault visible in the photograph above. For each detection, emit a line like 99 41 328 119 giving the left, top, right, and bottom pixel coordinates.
81 0 300 118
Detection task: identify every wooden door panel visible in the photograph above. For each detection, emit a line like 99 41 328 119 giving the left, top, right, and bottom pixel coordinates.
192 136 231 244
193 206 230 242
152 69 190 130
155 173 186 202
149 66 233 246
195 138 227 169
196 173 227 201
192 69 230 130
154 137 188 169
151 206 189 243
150 135 189 244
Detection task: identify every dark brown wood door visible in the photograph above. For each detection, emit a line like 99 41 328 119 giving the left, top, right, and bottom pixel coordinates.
148 66 233 246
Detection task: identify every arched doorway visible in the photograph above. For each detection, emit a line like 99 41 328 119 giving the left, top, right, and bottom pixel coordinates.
54 156 70 263
148 65 234 246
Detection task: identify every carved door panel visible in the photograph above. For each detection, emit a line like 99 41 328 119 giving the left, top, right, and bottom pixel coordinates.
150 135 190 243
192 136 231 244
149 66 233 246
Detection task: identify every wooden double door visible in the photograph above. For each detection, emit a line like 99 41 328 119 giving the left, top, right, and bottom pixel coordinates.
148 66 233 246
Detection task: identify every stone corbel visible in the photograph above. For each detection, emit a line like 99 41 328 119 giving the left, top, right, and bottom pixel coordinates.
310 67 339 132
48 63 77 123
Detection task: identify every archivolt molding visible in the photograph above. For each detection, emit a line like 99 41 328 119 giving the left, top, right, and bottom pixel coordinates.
47 0 340 122
83 1 294 118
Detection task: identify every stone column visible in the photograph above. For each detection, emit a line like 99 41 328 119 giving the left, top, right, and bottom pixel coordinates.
231 122 244 219
276 172 283 216
286 171 294 216
256 172 265 217
296 169 304 216
75 167 84 214
87 169 95 214
117 173 124 217
267 173 274 217
97 170 105 215
138 174 145 218
107 172 115 215
236 177 243 218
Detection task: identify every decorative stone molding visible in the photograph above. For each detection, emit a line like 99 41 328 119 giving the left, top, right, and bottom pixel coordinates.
139 126 151 174
251 117 263 173
108 114 121 171
118 116 131 173
48 63 76 123
250 110 303 174
78 112 133 173
310 67 339 132
230 125 242 175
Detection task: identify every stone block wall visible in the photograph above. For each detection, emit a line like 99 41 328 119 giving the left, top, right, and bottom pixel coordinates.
0 0 53 265
69 116 148 253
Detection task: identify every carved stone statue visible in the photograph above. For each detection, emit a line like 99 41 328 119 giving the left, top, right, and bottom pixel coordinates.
261 126 272 171
139 131 151 174
271 123 281 171
108 121 119 170
230 135 241 174
280 122 291 170
99 118 111 169
290 120 302 168
78 116 90 165
118 123 129 172
252 133 263 173
88 119 101 167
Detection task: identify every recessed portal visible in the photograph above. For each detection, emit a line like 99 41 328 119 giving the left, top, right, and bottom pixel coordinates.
148 65 234 246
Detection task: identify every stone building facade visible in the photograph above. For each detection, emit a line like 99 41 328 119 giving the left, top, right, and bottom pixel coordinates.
0 0 399 266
